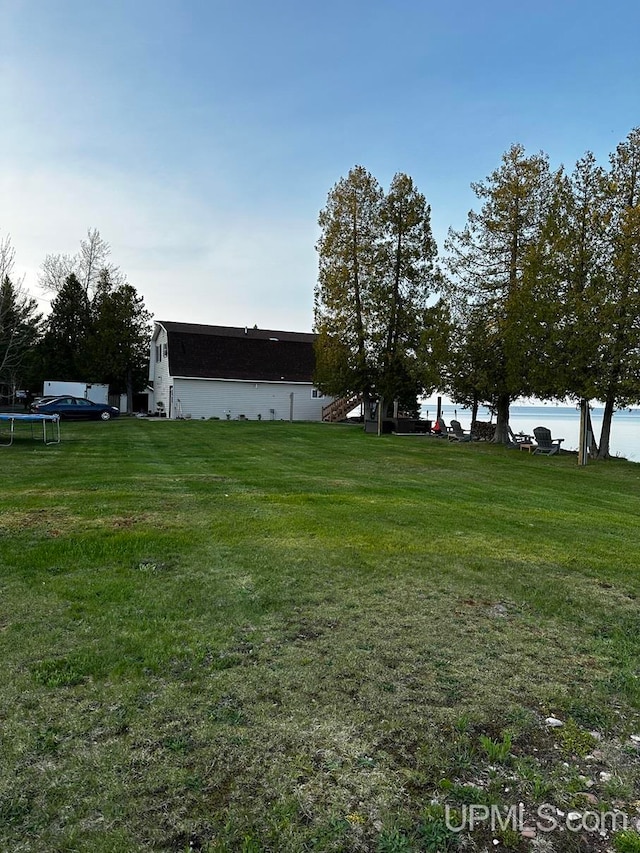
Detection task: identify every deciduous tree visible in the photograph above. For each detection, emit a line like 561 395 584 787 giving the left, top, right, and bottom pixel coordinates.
39 228 125 297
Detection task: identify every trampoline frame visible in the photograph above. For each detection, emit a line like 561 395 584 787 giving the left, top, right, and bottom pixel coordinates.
0 413 61 447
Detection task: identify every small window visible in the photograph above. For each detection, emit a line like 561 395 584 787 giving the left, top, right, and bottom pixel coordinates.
311 388 324 399
163 343 168 357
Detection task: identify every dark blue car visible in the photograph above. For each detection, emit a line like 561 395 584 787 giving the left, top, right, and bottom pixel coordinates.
31 396 120 421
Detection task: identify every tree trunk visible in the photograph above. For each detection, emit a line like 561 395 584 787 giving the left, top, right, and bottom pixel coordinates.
471 396 479 425
492 394 511 444
596 397 615 459
351 204 367 384
363 391 375 422
126 367 134 415
385 226 403 358
586 406 599 456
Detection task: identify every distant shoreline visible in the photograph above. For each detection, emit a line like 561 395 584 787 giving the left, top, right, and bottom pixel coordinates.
420 404 639 462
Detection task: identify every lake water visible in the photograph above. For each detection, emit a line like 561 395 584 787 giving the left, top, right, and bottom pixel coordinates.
419 403 640 462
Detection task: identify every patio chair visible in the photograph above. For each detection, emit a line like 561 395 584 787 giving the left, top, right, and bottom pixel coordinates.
448 420 474 442
432 416 449 437
532 426 564 455
508 426 534 450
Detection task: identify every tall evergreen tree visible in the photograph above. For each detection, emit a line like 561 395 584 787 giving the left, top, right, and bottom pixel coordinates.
538 155 610 401
0 233 42 399
314 167 440 414
591 128 640 458
38 274 92 380
531 130 640 458
88 273 151 412
0 275 42 400
375 173 440 411
445 144 554 442
521 153 610 453
314 166 383 412
442 304 497 426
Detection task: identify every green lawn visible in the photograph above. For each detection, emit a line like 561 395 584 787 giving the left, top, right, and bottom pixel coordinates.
1 419 639 852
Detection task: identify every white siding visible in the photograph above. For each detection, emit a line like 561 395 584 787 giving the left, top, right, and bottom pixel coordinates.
173 378 328 421
149 327 172 414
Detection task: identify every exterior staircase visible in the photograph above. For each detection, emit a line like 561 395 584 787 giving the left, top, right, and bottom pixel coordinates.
322 393 363 422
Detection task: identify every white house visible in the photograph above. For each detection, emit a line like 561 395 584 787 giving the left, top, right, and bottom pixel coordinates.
149 321 332 421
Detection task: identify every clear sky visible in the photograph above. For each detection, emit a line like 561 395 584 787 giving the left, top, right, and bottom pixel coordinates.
2 0 639 332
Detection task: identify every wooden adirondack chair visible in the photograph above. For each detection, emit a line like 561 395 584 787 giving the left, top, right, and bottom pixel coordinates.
448 420 474 442
533 426 564 455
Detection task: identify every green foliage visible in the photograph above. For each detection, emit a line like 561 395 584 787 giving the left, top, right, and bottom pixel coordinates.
315 166 440 409
315 165 382 403
34 230 150 404
614 830 640 853
0 273 42 396
313 326 366 399
0 232 43 396
376 827 413 852
479 731 513 763
418 804 460 852
37 273 93 381
443 128 640 455
31 658 85 687
440 779 490 805
521 132 640 458
88 272 151 401
557 718 597 757
525 154 610 403
514 758 553 802
495 827 521 849
445 144 554 442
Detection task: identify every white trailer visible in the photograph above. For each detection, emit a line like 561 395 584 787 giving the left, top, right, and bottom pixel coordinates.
43 381 110 404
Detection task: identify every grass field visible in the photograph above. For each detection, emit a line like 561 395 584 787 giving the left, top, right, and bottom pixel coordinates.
1 418 639 852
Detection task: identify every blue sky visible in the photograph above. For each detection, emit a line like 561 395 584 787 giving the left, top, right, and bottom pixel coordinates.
2 0 639 331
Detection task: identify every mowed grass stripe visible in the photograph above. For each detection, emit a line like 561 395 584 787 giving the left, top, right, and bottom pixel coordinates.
0 419 639 851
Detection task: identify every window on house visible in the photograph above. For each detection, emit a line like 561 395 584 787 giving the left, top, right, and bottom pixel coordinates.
163 343 168 357
156 344 162 362
311 388 324 398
